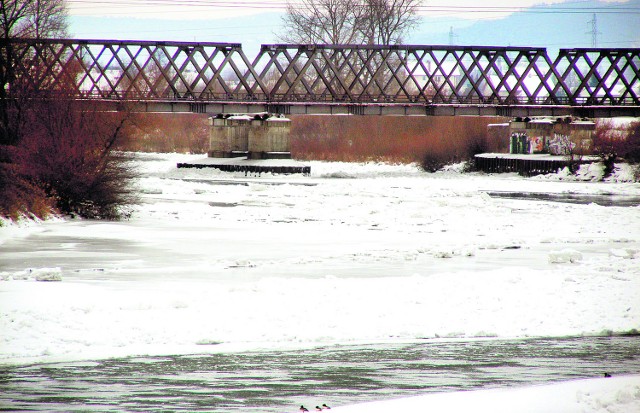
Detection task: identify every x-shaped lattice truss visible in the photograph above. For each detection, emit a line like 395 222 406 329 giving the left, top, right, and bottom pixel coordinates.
3 39 639 106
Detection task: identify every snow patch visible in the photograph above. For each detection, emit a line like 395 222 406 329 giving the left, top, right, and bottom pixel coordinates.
433 250 454 258
535 162 639 183
227 259 257 268
438 161 469 173
575 162 606 182
609 249 639 259
1 267 62 282
34 267 63 282
432 247 475 258
548 249 583 264
605 163 639 183
331 375 640 413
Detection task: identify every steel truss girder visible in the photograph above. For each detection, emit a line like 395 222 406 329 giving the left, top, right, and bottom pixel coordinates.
3 39 639 108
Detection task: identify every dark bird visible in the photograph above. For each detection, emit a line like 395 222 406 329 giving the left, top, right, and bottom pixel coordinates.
604 372 612 378
322 404 331 409
300 406 309 412
315 407 323 411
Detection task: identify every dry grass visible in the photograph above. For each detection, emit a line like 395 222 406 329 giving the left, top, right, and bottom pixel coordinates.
118 114 509 168
117 113 209 154
289 115 509 166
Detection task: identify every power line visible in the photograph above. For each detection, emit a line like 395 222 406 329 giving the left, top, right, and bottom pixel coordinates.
72 24 278 37
66 0 640 14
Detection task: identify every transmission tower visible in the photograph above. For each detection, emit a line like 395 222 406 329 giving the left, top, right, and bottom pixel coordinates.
587 13 601 47
449 26 459 46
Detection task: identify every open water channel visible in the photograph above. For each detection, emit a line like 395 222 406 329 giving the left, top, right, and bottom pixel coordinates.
1 336 639 412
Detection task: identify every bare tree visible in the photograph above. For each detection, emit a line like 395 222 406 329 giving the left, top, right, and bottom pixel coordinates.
281 0 365 44
24 0 67 38
281 0 422 45
279 0 422 99
1 0 67 39
1 0 68 145
361 0 422 45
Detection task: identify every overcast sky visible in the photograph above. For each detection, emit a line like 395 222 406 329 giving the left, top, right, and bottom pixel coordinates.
66 0 633 20
66 0 638 49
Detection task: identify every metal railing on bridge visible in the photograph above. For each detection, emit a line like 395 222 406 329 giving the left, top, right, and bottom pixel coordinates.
2 38 639 114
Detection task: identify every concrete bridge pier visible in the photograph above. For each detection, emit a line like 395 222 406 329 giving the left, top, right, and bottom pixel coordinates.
208 113 291 159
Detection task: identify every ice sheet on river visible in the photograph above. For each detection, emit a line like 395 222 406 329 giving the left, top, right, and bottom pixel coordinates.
1 153 639 365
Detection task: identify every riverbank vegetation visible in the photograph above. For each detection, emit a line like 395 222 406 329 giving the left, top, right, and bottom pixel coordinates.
1 0 136 221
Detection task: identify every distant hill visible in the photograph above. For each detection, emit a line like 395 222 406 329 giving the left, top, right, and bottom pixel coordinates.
408 0 640 53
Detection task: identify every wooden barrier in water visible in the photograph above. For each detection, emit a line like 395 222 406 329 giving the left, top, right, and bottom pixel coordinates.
474 154 595 176
177 162 311 176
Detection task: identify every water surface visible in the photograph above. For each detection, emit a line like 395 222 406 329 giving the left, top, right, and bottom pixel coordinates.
1 336 639 412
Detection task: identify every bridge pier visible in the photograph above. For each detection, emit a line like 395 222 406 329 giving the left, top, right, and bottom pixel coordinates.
488 116 596 155
179 113 307 175
479 116 598 176
208 113 291 159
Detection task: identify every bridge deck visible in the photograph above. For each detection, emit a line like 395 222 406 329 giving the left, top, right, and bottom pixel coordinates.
109 100 639 117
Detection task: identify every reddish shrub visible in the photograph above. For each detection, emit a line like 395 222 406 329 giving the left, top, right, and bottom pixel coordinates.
13 100 137 219
624 121 640 163
594 119 640 164
0 146 52 220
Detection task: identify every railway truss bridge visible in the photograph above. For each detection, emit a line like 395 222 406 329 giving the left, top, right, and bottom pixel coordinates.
3 39 640 117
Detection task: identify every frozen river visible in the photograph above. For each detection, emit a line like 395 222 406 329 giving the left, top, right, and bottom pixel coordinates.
1 153 640 411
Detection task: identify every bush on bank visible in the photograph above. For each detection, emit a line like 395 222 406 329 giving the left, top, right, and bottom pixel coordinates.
0 101 137 221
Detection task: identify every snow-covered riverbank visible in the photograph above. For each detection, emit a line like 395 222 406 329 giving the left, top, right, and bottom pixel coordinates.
331 375 640 413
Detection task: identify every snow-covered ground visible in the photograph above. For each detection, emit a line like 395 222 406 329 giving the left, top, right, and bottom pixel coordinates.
332 375 640 413
1 153 640 411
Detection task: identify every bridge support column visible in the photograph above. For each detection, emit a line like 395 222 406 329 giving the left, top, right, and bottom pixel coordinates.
488 116 595 156
208 116 250 158
208 114 291 159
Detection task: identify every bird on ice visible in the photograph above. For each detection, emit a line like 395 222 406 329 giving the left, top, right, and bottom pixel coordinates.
315 407 323 411
322 404 331 409
300 406 309 412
